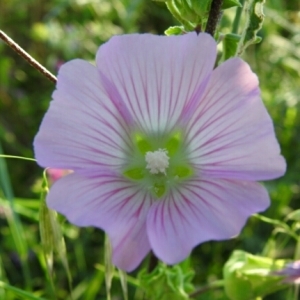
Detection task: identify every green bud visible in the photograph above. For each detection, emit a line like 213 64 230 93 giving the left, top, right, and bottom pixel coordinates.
223 250 288 300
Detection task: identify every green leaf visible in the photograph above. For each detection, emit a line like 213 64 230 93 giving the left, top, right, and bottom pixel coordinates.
236 0 265 55
222 0 242 10
165 1 194 31
0 281 46 300
138 261 195 299
221 33 241 61
286 209 300 221
165 26 185 36
39 175 73 298
189 0 212 19
175 0 200 23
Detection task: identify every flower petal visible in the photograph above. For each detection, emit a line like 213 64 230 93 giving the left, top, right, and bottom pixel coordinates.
147 179 269 264
47 172 152 271
34 59 132 175
96 33 216 133
185 58 286 181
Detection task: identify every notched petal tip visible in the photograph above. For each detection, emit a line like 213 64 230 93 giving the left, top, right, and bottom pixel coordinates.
147 180 270 265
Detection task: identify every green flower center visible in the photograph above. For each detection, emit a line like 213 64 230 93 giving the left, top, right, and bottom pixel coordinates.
122 130 194 199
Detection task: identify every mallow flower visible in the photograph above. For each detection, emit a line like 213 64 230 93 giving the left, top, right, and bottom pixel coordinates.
34 33 286 272
273 261 300 284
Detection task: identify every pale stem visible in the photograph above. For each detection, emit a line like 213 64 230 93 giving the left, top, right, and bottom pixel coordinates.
0 30 57 83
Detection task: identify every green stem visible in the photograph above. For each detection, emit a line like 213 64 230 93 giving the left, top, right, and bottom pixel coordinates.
0 142 32 290
189 280 224 297
232 0 245 34
0 154 36 162
0 281 46 300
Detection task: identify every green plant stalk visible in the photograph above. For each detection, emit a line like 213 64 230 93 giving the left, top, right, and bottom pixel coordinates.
0 154 36 162
0 142 32 290
232 0 245 33
189 280 224 297
0 281 46 300
95 264 139 287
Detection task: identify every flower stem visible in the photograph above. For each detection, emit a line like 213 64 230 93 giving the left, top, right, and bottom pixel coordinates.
205 0 224 36
0 30 57 83
0 155 36 162
232 0 245 34
189 280 224 297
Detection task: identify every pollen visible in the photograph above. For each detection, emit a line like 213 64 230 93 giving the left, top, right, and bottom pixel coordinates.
145 149 169 175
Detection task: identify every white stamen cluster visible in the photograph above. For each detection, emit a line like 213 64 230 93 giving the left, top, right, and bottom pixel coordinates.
145 149 169 175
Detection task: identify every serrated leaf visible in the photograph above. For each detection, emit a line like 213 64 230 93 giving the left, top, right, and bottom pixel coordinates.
236 0 266 55
138 261 195 299
165 26 185 36
165 1 196 30
221 33 241 61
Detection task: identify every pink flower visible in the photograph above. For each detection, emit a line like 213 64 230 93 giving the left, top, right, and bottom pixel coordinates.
273 261 300 284
34 33 286 271
46 168 73 184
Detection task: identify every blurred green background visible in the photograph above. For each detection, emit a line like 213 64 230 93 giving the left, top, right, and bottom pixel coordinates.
0 0 300 299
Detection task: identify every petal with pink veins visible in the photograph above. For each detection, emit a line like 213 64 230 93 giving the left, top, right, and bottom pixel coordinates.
96 33 216 133
34 60 132 176
147 178 269 264
185 58 286 181
47 172 153 271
